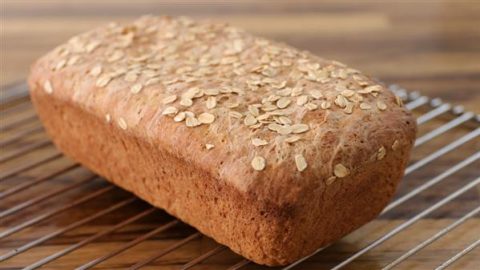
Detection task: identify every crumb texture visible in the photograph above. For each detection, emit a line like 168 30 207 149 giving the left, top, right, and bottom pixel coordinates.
29 15 416 266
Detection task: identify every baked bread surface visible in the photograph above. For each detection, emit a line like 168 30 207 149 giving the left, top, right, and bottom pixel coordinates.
29 16 416 265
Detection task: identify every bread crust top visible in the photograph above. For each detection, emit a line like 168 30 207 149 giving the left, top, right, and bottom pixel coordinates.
29 15 416 206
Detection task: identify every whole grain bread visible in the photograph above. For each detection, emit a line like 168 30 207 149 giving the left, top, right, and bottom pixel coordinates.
28 16 416 266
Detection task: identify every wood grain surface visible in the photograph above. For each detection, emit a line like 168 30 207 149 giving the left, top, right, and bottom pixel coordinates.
1 1 479 269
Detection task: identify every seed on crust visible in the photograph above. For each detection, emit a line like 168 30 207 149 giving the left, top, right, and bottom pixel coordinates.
360 85 382 94
162 106 178 115
105 114 111 123
278 116 292 125
341 89 355 98
252 138 268 146
184 111 195 118
107 50 124 62
285 135 301 143
334 163 350 178
229 111 243 119
305 102 318 111
183 87 200 99
360 102 372 110
205 144 215 150
185 116 201 127
43 80 53 94
291 86 303 96
334 95 347 108
350 93 363 103
268 123 281 132
130 83 143 94
377 100 387 111
277 125 292 135
90 65 102 77
248 105 260 116
335 84 348 92
85 40 100 52
343 102 354 114
244 114 258 126
377 146 387 160
262 103 277 112
206 97 217 109
174 112 186 122
291 124 309 134
198 112 215 124
162 95 177 104
249 123 262 129
276 87 291 96
96 75 112 87
295 154 307 172
267 94 281 102
225 101 240 109
163 78 179 85
145 77 160 86
251 156 266 171
395 96 404 107
142 69 157 78
194 89 205 98
257 113 270 121
310 90 323 99
260 54 270 63
297 95 309 106
326 176 337 185
180 98 193 107
124 72 138 82
320 101 331 109
204 89 219 96
392 140 400 151
118 118 127 130
54 59 66 71
276 97 291 109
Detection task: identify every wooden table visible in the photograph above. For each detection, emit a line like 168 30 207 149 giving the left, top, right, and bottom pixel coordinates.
1 1 479 270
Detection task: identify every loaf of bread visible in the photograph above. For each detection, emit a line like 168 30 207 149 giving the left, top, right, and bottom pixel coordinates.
28 16 416 266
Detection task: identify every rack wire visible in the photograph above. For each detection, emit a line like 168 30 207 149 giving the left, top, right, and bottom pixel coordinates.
0 83 479 270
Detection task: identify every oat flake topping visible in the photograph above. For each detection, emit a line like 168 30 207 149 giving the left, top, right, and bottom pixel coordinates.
48 15 404 178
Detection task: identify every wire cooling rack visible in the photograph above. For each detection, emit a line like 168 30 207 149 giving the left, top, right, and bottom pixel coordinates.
0 82 479 270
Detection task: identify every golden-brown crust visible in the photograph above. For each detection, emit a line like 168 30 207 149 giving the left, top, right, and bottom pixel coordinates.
28 15 416 265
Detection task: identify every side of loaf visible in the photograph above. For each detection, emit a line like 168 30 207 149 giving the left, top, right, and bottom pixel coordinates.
28 16 416 265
